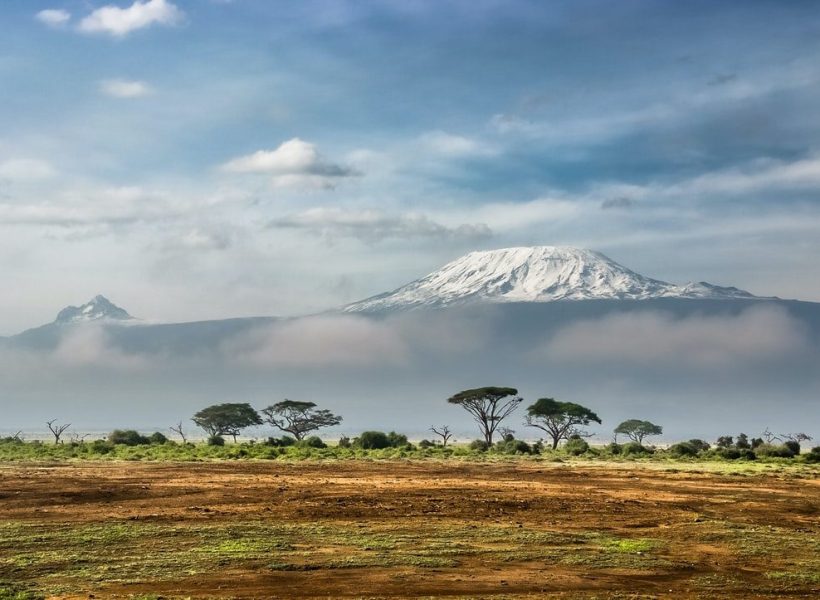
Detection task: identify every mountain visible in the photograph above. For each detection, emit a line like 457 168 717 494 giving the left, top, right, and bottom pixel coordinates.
343 246 760 312
54 295 134 324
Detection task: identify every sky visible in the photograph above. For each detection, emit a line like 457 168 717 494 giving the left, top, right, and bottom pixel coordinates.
2 0 820 334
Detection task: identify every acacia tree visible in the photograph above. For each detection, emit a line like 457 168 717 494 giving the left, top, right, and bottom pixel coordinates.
447 387 522 445
192 403 262 443
46 420 70 445
430 425 453 447
260 400 342 440
524 398 601 449
614 419 663 445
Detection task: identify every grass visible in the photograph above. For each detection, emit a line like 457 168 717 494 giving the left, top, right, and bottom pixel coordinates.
0 439 818 472
0 519 681 596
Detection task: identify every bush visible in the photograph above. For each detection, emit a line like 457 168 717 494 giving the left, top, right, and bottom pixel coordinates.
418 439 436 449
563 437 589 456
207 435 225 446
265 436 296 447
469 439 490 452
337 436 351 448
495 439 532 454
668 442 698 457
299 436 326 449
622 442 653 456
687 439 711 452
783 440 801 455
717 446 742 460
89 439 114 454
108 430 150 446
386 431 409 448
356 431 390 449
604 442 622 455
148 432 168 445
755 443 795 458
804 447 820 463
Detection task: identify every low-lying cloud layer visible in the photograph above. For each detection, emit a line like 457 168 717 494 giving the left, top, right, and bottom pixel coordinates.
2 302 817 438
541 305 813 369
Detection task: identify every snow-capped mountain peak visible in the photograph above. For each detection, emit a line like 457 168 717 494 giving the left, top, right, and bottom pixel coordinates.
55 295 134 324
343 246 758 312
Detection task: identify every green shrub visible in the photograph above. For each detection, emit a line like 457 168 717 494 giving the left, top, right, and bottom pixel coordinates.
469 439 490 452
89 439 114 454
337 436 351 448
207 435 225 446
622 442 652 456
604 442 622 455
148 432 168 444
783 440 801 455
563 437 589 456
668 442 698 457
687 439 711 452
299 436 327 449
356 431 390 449
495 439 532 454
266 436 296 447
804 447 820 463
418 439 436 449
108 430 150 446
386 431 409 448
755 443 795 458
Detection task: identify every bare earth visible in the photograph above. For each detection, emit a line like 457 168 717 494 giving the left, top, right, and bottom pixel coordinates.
0 460 818 599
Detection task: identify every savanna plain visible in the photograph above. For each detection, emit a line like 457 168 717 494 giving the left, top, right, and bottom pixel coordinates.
0 457 818 600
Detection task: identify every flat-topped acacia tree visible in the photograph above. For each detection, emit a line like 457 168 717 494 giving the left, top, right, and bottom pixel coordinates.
525 398 601 449
261 400 342 440
614 419 663 445
192 403 262 443
447 387 522 445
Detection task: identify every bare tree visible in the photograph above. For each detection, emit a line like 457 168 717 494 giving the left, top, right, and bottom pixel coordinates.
430 425 453 447
762 428 780 444
46 420 70 445
782 432 813 444
69 432 90 444
170 421 188 443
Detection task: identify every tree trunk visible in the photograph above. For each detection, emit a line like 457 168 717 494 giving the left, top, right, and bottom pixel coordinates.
551 437 559 450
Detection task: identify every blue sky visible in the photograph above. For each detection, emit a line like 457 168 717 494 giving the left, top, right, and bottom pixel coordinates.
2 0 820 332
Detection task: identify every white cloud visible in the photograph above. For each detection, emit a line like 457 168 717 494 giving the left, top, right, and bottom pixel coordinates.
99 79 153 98
221 138 358 189
418 131 495 157
271 207 492 243
35 9 71 28
79 0 184 37
0 185 181 227
224 316 409 368
176 228 232 251
0 158 56 181
52 325 148 370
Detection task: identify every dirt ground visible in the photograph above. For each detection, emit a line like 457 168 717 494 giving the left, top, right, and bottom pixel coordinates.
0 460 817 599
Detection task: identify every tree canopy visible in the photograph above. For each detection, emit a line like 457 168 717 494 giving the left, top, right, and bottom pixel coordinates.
525 398 601 449
447 386 522 445
614 419 663 444
192 403 262 442
260 400 342 440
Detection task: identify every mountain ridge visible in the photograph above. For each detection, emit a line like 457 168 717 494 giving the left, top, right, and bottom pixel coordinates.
343 246 761 313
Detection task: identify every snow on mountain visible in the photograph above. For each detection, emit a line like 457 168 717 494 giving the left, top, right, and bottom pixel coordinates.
344 246 759 312
54 295 134 324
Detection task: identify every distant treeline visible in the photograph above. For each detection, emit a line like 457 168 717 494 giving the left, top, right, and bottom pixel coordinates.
4 386 817 462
